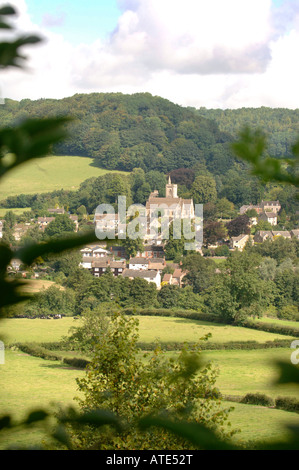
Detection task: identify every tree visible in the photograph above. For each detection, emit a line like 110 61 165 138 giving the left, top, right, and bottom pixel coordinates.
72 311 234 450
121 236 144 259
45 214 76 238
203 220 227 247
226 215 250 237
182 253 217 294
191 175 217 204
207 251 270 323
157 284 180 308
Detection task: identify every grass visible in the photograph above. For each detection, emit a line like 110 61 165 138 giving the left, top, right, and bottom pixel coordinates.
17 279 61 294
0 348 84 449
222 401 299 447
1 316 296 347
200 348 299 398
0 208 32 217
255 316 299 330
1 315 298 449
134 315 296 344
0 318 77 345
0 154 128 201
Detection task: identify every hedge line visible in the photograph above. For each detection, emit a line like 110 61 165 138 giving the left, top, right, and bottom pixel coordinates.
137 339 293 351
13 342 90 369
224 393 299 414
242 319 299 338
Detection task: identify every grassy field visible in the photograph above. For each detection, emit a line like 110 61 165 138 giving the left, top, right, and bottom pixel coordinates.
1 315 298 449
0 155 127 201
1 316 296 346
135 315 296 344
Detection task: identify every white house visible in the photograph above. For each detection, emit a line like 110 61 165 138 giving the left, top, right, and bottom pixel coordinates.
122 269 161 288
128 257 150 270
259 211 278 226
230 234 250 251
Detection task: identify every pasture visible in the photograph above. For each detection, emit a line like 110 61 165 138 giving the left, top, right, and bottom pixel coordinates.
0 315 298 449
0 155 127 201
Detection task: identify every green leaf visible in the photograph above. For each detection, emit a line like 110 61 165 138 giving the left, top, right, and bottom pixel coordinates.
16 230 98 266
52 425 72 449
66 409 122 430
0 6 16 16
0 415 11 430
0 35 42 68
274 361 299 386
0 117 72 178
25 410 49 425
139 416 236 450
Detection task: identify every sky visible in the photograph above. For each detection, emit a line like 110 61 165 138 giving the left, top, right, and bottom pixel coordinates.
0 0 299 109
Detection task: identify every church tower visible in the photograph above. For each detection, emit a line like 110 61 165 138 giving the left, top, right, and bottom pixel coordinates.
166 175 178 198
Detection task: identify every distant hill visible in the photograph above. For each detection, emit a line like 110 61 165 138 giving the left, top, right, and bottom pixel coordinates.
0 93 237 176
195 106 299 158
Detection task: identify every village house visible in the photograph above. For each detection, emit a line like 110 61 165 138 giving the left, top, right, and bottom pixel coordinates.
253 231 273 243
260 201 281 213
69 215 79 232
148 258 166 273
139 244 165 259
272 230 292 239
162 273 173 286
122 268 161 289
128 257 149 270
171 268 186 287
37 217 55 230
291 229 299 239
13 223 31 241
48 208 65 215
80 245 112 269
259 211 278 226
240 201 281 216
230 234 250 251
91 257 126 278
94 212 119 233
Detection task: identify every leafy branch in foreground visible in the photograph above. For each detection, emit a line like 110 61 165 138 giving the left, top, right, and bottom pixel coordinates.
232 126 299 188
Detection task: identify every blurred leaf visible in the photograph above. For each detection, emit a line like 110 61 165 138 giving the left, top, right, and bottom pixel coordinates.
232 127 299 187
0 117 72 178
24 410 49 425
0 5 16 30
0 415 11 430
275 361 299 386
0 35 42 68
0 6 16 16
52 425 72 450
16 230 98 266
62 409 122 431
139 416 236 450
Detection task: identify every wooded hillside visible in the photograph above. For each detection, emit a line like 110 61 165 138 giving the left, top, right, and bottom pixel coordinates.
0 93 237 174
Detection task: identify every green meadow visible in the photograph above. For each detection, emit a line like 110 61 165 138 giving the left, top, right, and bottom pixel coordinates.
0 155 127 201
1 315 298 449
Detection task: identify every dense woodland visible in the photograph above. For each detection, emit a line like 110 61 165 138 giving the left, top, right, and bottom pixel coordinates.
0 93 298 213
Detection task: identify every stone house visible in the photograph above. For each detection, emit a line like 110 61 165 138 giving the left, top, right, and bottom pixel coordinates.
230 234 250 251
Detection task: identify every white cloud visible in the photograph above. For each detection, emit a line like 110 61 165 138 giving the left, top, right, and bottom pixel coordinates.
0 0 299 109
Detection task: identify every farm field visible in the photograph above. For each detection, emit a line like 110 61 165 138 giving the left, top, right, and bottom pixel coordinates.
1 316 296 346
0 155 127 201
1 315 298 449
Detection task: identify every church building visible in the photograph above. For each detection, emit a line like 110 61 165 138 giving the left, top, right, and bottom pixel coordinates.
145 176 195 241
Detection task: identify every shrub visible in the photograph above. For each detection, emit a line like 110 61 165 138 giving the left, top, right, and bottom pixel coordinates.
275 396 299 413
62 357 90 369
14 342 62 361
241 393 274 407
277 305 299 322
